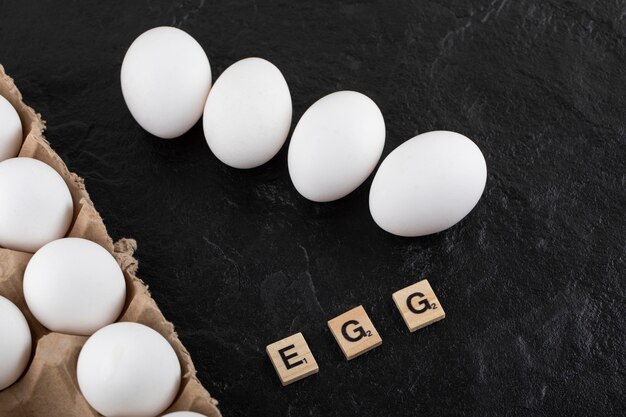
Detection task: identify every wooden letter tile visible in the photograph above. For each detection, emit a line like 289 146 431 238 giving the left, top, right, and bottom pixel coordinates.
327 305 382 360
392 279 445 332
266 332 319 386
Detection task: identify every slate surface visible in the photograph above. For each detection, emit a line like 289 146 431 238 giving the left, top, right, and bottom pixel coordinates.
1 1 625 416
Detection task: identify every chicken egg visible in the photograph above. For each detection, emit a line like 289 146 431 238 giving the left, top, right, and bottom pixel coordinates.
121 26 212 139
203 57 292 169
77 322 181 417
369 130 487 237
23 237 126 335
0 158 73 252
0 95 22 162
288 91 385 202
0 295 32 390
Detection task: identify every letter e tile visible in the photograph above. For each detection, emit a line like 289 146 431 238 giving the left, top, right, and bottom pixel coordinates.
266 332 319 386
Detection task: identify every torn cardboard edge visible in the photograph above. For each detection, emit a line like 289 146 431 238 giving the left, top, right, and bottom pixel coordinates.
0 64 221 417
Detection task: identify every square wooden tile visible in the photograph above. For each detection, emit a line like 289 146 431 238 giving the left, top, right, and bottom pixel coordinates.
392 279 445 332
327 305 382 360
266 332 319 386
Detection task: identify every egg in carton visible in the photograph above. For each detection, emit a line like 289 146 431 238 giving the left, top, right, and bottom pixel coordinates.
0 65 221 417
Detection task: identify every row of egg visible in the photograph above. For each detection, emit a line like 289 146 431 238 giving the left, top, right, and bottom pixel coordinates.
121 26 488 237
0 101 208 415
0 237 208 417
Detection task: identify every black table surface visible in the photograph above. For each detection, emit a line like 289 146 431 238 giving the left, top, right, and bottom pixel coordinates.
2 1 625 416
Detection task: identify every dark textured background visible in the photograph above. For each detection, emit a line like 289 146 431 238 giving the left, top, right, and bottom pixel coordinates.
2 0 625 415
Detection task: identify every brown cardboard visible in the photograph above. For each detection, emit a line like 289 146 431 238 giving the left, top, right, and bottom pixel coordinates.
0 65 221 417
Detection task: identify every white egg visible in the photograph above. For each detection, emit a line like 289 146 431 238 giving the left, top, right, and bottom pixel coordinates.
203 57 292 169
0 95 22 162
77 322 181 417
0 296 31 390
162 413 207 417
0 158 73 252
369 130 487 237
23 238 126 335
288 91 385 202
121 26 212 139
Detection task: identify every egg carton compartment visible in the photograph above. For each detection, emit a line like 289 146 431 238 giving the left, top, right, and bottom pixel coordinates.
0 65 221 417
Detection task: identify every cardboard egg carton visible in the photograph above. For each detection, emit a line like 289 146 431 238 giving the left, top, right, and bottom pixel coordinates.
0 65 221 417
